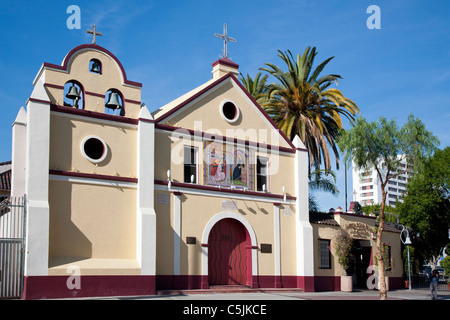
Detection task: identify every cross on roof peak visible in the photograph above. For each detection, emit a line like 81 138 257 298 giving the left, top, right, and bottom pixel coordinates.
214 23 236 59
87 24 103 44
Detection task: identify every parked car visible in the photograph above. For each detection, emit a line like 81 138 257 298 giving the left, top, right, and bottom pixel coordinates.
435 266 445 281
419 266 431 277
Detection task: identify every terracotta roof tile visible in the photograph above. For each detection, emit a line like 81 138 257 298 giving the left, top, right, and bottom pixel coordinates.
0 170 11 191
309 212 339 226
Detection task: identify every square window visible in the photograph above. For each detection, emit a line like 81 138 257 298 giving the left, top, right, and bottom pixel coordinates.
184 146 198 183
256 156 268 192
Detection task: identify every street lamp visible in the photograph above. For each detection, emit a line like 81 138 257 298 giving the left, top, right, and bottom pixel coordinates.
400 226 412 290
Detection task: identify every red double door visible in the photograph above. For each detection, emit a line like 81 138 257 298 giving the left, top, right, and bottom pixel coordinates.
208 218 251 286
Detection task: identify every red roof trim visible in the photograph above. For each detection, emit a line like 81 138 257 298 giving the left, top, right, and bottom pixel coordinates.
212 57 239 69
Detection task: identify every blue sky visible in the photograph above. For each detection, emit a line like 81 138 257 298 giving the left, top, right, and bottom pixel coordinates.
1 0 449 211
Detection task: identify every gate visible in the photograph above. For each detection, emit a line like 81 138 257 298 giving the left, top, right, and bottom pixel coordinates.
0 196 26 299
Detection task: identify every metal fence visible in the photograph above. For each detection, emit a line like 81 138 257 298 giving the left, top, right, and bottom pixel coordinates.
0 196 26 299
410 274 449 291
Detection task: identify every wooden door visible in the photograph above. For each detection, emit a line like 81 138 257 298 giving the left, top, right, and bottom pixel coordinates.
208 218 248 285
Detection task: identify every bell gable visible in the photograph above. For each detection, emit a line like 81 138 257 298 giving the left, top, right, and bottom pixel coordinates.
36 44 142 119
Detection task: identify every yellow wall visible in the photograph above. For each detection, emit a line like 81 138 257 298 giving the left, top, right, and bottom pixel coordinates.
49 114 137 179
312 224 341 277
279 204 298 275
154 191 173 274
48 180 137 260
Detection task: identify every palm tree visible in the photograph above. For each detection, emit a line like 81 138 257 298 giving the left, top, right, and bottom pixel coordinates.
260 47 359 171
239 72 269 105
309 169 339 212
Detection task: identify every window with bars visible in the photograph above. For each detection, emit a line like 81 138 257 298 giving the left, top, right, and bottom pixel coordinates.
319 239 331 269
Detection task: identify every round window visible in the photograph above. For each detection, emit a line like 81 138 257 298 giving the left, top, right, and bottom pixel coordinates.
220 101 240 123
81 136 107 163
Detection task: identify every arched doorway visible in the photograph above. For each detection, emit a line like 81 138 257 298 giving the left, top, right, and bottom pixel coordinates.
208 218 250 286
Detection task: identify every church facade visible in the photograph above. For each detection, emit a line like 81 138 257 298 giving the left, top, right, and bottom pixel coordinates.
10 43 403 299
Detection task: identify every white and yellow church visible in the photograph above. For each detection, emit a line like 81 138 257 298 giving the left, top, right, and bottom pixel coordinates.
9 36 403 299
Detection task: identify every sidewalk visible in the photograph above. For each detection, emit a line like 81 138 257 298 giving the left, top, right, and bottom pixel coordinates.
91 288 450 300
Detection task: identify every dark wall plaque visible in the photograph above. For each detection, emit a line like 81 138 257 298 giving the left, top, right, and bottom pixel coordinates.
260 243 272 253
186 237 196 245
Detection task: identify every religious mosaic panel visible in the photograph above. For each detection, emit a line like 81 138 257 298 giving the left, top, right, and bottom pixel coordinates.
203 141 254 190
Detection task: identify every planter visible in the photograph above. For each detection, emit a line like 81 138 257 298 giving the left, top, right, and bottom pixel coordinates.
341 275 353 292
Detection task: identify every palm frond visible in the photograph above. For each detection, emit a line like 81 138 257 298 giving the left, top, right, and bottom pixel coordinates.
259 46 360 172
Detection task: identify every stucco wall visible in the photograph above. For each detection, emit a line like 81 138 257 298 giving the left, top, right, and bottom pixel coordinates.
48 180 137 262
49 114 137 178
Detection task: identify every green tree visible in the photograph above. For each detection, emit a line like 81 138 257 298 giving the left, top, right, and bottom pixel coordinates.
260 47 360 172
397 147 450 267
338 114 439 300
362 204 399 223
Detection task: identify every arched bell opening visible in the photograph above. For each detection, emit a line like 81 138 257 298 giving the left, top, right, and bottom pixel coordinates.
63 80 84 109
89 58 102 74
104 89 125 116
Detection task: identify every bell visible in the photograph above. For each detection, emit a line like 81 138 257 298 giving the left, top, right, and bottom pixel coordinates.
105 92 122 110
90 61 101 73
66 84 80 100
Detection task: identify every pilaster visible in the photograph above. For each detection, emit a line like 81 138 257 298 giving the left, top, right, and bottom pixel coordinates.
136 106 157 276
25 78 51 276
293 135 315 291
11 107 27 198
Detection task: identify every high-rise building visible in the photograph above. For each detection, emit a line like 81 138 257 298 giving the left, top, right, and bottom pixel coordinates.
352 156 412 207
